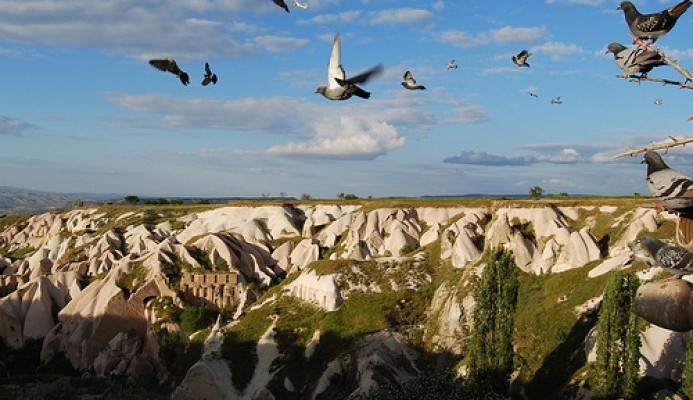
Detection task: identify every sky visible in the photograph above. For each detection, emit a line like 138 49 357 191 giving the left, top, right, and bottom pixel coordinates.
1 0 692 199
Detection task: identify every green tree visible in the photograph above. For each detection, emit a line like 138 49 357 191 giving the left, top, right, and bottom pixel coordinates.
528 186 544 199
468 248 520 394
123 195 139 205
591 271 640 399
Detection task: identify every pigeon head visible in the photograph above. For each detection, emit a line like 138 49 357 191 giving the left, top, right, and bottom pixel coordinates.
641 150 670 174
617 1 637 12
315 86 327 95
639 235 664 257
606 43 627 56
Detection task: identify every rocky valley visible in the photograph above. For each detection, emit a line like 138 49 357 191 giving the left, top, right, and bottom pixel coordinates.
0 199 689 399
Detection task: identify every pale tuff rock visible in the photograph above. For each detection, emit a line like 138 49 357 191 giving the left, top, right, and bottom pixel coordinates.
283 269 342 311
424 281 465 353
588 253 632 278
440 209 488 267
312 331 419 399
177 207 300 245
93 330 156 377
286 238 320 273
300 204 361 236
614 208 665 248
640 325 688 381
173 319 279 400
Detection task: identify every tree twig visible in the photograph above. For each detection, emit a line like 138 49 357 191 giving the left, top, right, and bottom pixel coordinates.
613 136 693 158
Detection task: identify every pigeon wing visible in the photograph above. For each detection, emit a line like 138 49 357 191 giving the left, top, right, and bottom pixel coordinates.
633 13 670 33
346 64 383 85
149 59 179 74
403 71 416 85
656 245 693 272
647 168 693 197
327 35 344 90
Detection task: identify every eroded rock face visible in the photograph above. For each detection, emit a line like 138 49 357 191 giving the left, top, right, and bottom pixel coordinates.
0 203 675 387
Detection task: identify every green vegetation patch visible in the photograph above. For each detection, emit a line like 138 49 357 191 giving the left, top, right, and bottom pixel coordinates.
115 262 148 298
513 262 609 398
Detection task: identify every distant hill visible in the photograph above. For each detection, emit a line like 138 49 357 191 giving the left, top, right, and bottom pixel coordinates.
0 186 120 214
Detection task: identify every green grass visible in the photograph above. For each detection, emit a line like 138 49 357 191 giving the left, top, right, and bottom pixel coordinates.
513 262 611 398
115 262 148 298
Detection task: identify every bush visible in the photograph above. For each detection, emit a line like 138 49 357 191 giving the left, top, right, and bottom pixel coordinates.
180 305 215 337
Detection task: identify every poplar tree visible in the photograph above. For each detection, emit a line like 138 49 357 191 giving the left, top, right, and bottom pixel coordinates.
591 271 641 399
468 247 520 394
683 339 693 399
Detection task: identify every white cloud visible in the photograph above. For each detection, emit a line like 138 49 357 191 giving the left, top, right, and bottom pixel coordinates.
438 26 547 48
368 8 437 28
445 105 490 124
0 115 35 136
546 0 608 4
308 10 364 24
531 41 585 60
253 36 309 53
265 116 405 159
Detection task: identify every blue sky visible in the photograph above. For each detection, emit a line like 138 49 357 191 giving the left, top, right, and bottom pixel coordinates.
1 0 692 198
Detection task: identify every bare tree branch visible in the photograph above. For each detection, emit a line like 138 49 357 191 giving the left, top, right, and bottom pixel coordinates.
613 136 693 158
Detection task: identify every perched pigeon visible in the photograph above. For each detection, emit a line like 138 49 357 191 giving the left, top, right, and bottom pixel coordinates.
642 150 693 214
606 42 666 78
618 0 692 46
148 59 190 86
446 60 458 70
202 62 218 86
401 71 426 90
512 50 532 67
272 0 290 12
638 235 693 275
551 96 562 104
654 98 663 106
315 34 383 101
293 0 308 9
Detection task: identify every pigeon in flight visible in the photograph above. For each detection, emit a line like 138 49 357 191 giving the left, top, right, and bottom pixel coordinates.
654 98 663 106
315 35 383 101
401 71 426 90
148 59 190 86
618 0 692 46
273 0 290 12
446 60 458 70
606 42 666 78
550 96 562 104
202 62 218 86
293 0 308 9
512 50 532 67
642 150 693 214
637 235 693 275
688 116 693 121
528 91 539 98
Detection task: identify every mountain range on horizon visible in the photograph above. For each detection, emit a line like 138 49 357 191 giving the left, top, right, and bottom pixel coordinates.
0 186 122 214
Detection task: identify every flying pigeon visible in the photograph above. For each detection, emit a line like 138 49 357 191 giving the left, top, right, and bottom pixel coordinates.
654 98 663 106
606 42 666 78
293 0 308 9
528 91 539 98
401 71 426 90
148 58 190 86
512 50 532 67
688 116 693 121
550 96 562 104
202 62 218 86
315 34 383 101
637 235 693 275
618 0 692 46
446 60 458 70
272 0 290 12
642 150 693 214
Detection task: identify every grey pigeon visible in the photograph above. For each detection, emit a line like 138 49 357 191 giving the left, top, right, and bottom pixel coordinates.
316 35 383 101
688 116 693 121
512 50 531 67
202 62 218 86
618 0 692 46
148 58 190 86
642 150 693 214
606 42 666 78
401 71 426 90
528 91 538 98
293 0 308 9
446 60 458 70
550 96 562 104
654 98 663 106
272 0 290 12
638 235 693 275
